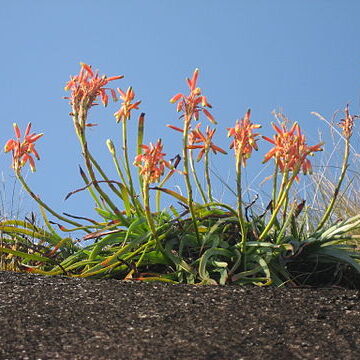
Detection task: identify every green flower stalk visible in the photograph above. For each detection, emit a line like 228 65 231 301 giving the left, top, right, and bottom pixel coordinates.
155 156 180 212
106 138 143 217
187 124 227 204
227 109 261 253
106 139 127 185
114 87 143 216
133 139 174 255
182 120 201 244
65 63 128 222
316 105 358 232
170 69 217 245
204 151 212 202
189 149 208 204
74 119 127 224
166 124 208 204
136 113 145 200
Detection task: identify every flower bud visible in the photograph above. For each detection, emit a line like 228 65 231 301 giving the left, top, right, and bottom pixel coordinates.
106 139 116 155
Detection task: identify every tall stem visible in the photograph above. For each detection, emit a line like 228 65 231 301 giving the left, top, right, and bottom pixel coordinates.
155 169 176 213
189 150 207 204
78 165 103 209
272 163 279 208
143 182 170 261
122 119 137 201
74 111 129 226
259 170 298 241
281 172 289 225
182 118 200 244
236 158 247 254
204 150 213 203
136 113 145 203
88 152 122 199
108 140 143 216
79 132 120 213
316 136 350 231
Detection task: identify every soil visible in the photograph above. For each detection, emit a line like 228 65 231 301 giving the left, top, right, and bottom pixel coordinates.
0 271 359 360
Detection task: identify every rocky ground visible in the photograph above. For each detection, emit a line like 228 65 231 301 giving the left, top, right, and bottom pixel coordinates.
0 271 359 360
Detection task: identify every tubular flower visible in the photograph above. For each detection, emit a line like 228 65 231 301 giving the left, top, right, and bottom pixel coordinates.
338 104 358 139
4 123 43 172
263 121 323 179
227 109 261 166
64 63 123 113
188 123 227 161
134 139 172 184
170 68 216 125
114 87 141 123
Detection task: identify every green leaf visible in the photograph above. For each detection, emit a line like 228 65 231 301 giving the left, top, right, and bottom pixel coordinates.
138 251 169 265
150 187 198 206
0 247 54 263
198 247 233 284
119 183 132 216
95 208 118 221
308 246 360 273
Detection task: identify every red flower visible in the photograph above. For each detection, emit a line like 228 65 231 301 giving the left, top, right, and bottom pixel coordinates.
134 139 172 183
114 86 141 122
187 123 227 161
64 63 123 112
263 121 323 178
4 123 43 172
227 109 261 166
170 69 216 125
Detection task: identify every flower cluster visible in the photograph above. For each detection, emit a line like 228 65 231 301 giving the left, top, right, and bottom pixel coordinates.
263 121 323 177
167 123 227 161
170 69 215 125
4 123 43 172
134 139 172 184
188 123 227 161
227 109 261 166
64 63 123 113
338 104 358 139
114 86 141 123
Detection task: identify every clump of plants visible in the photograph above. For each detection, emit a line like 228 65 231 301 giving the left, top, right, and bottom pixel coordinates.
1 63 360 287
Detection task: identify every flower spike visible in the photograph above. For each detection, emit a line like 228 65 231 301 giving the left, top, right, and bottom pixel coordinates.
114 86 141 123
170 68 216 125
227 109 261 166
64 63 123 113
263 119 323 180
4 123 43 172
134 139 173 184
188 124 227 162
338 104 359 139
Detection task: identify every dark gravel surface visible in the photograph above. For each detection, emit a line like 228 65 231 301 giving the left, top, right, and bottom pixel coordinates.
0 271 359 360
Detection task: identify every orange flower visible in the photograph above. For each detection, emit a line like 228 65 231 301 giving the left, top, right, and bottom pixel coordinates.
4 123 43 172
263 121 323 178
187 123 227 161
170 69 216 125
114 86 141 122
227 109 261 166
338 104 358 138
134 139 172 183
64 63 123 112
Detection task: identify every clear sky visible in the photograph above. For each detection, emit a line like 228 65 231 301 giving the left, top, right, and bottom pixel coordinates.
1 0 360 224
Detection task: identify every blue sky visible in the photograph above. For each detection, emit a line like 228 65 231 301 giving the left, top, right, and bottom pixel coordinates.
1 0 360 224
